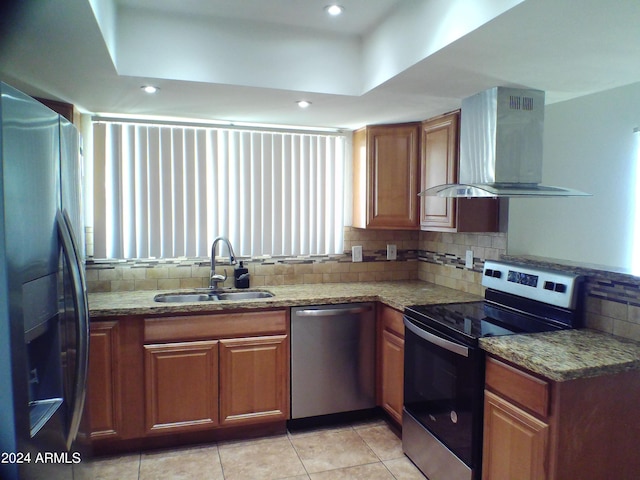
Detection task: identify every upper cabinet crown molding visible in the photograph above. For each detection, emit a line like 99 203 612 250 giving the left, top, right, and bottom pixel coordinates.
352 123 420 230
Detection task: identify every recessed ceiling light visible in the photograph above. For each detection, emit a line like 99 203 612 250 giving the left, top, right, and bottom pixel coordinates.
141 85 159 94
297 100 312 108
325 5 344 16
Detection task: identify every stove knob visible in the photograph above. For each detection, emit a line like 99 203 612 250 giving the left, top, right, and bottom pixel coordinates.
554 283 567 293
450 410 458 424
492 270 502 278
544 281 555 291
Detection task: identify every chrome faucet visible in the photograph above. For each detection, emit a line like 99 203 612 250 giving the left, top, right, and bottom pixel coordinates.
210 236 237 290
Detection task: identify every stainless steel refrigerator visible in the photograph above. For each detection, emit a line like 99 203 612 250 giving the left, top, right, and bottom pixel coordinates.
0 82 89 480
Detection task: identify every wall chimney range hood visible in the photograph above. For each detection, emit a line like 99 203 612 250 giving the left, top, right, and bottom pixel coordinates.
420 87 590 198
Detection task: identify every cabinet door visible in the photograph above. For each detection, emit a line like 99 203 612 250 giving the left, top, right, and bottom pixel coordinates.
87 321 122 439
219 335 289 426
380 329 404 425
144 340 219 434
420 112 458 230
377 304 404 425
420 112 499 232
353 124 420 229
483 390 549 480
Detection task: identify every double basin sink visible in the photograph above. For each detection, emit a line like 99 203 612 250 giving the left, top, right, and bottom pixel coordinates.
154 290 274 303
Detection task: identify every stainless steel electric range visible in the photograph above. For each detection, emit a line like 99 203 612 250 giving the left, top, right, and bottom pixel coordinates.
402 260 583 480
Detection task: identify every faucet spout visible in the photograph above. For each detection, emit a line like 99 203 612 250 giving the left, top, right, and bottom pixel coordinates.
210 236 237 289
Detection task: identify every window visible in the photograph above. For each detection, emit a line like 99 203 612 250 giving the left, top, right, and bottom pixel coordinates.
92 121 346 259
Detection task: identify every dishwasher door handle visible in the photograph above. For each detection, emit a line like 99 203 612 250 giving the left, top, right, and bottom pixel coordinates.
296 305 373 317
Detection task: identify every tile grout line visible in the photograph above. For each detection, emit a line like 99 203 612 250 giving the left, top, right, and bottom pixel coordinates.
216 443 226 480
286 429 312 479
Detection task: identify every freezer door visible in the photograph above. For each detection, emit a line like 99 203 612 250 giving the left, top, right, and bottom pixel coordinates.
2 83 60 283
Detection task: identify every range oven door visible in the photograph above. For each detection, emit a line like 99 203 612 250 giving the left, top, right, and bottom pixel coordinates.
402 316 484 480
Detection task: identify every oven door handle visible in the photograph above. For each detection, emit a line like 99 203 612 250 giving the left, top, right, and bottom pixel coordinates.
404 317 469 357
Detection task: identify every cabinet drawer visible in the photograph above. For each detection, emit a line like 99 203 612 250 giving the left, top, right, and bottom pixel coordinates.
378 304 404 337
485 356 549 418
144 310 287 343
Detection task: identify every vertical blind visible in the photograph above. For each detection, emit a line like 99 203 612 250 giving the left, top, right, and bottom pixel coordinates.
92 121 345 259
632 128 640 275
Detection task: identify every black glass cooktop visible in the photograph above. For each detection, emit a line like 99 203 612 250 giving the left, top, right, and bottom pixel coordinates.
405 300 566 346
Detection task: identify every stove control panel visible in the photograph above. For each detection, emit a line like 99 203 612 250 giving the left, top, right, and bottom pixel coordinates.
482 261 581 309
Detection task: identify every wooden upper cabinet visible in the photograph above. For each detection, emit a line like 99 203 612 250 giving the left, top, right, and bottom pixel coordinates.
36 97 78 125
353 123 420 230
420 112 458 230
420 111 499 232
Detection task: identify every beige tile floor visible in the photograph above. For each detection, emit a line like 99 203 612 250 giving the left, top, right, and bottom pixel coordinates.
76 418 427 480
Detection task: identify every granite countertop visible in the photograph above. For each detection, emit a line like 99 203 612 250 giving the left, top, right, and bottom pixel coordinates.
88 280 481 317
89 280 640 382
480 329 640 382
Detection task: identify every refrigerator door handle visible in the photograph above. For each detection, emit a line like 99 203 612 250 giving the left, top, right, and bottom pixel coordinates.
57 209 90 450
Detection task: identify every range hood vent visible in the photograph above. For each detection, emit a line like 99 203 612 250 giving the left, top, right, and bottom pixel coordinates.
420 87 590 198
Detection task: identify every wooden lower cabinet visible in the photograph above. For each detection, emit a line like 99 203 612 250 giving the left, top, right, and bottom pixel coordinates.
88 309 289 449
483 390 549 480
87 321 122 439
87 317 145 441
219 335 289 426
376 304 404 425
144 340 219 434
483 356 640 480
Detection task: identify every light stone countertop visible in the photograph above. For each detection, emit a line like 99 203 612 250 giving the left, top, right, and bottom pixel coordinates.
88 280 480 317
480 329 640 382
88 280 640 382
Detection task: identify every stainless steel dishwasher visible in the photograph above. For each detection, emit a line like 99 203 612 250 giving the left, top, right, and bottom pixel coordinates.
290 303 376 419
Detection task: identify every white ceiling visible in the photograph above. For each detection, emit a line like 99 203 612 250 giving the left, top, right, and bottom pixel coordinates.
1 0 639 130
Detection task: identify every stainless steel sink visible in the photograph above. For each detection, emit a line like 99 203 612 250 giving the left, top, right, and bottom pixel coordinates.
215 291 274 300
154 290 274 303
154 293 216 303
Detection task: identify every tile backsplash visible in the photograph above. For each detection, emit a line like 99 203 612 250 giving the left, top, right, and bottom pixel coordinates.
86 227 421 292
85 229 506 294
418 231 507 296
502 256 640 342
85 227 640 343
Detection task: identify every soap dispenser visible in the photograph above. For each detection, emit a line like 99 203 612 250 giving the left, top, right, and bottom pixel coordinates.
234 261 250 289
